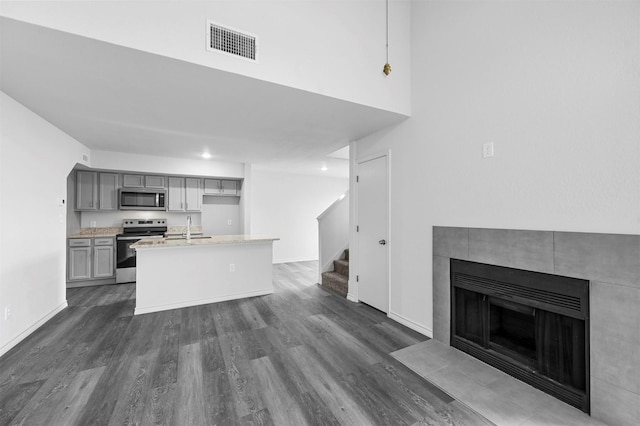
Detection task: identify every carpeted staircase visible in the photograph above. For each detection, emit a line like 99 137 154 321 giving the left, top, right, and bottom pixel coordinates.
320 249 349 297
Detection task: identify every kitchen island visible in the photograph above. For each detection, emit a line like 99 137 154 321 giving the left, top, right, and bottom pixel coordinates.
131 235 279 315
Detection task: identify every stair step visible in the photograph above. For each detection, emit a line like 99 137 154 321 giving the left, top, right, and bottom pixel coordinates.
333 259 349 276
321 271 348 297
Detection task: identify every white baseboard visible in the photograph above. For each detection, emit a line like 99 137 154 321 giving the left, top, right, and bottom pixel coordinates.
134 288 274 315
388 310 433 338
273 257 318 264
0 301 68 358
346 293 358 303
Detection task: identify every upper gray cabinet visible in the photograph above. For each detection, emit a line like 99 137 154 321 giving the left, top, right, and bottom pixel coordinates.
76 171 98 210
122 174 144 187
168 177 201 212
77 171 119 210
204 179 239 196
167 177 185 211
98 173 119 210
122 174 165 188
145 175 165 188
185 178 201 211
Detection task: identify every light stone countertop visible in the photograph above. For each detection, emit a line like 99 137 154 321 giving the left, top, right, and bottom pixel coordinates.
131 235 279 249
68 227 122 238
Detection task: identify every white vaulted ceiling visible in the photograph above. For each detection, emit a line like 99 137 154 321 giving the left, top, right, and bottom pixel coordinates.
0 17 408 177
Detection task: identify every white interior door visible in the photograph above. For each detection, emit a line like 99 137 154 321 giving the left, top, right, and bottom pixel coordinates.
357 155 389 312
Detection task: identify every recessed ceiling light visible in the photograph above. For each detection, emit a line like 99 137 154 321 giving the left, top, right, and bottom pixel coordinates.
321 166 328 172
201 152 212 159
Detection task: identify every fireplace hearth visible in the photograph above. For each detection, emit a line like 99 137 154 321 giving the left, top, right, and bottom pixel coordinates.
451 259 590 413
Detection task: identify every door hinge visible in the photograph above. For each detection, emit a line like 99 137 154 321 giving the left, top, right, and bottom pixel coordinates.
356 175 359 183
356 225 359 232
356 275 359 282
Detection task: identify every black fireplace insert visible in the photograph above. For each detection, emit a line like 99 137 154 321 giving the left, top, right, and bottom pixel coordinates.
450 259 590 413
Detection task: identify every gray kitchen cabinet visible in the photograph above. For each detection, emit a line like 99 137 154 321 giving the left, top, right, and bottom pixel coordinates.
203 179 221 195
76 171 98 210
93 245 114 278
122 174 145 187
167 177 186 211
221 180 238 195
123 174 165 188
204 179 238 196
98 173 119 210
67 237 115 282
68 238 92 281
168 177 201 211
69 247 92 280
145 175 165 188
185 178 201 211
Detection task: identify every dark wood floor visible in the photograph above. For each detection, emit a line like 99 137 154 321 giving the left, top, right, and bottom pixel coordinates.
0 261 492 425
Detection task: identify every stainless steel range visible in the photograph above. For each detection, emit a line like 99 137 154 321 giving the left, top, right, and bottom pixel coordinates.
116 219 167 283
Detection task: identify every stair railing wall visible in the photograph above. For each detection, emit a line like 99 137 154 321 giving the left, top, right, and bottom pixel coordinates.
317 191 349 283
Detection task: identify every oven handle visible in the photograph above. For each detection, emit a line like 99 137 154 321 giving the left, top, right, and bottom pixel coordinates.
117 236 143 241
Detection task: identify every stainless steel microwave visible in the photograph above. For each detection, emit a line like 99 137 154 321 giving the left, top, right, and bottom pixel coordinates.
118 189 166 211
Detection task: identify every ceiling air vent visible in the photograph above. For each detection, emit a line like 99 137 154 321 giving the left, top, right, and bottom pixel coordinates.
207 21 257 62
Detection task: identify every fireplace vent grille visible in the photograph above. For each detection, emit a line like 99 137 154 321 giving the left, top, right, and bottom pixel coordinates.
455 273 584 316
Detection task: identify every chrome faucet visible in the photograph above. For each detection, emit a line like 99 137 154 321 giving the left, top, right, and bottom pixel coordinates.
186 215 192 242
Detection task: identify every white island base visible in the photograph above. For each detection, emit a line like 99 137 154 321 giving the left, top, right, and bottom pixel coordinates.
132 236 278 315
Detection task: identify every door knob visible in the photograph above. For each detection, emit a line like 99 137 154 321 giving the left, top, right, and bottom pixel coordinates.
378 239 386 245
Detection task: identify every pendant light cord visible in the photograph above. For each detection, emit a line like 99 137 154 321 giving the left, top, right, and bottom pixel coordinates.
386 0 389 63
383 0 391 75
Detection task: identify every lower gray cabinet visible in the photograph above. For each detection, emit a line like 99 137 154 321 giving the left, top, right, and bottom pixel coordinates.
93 238 115 278
68 246 92 281
68 237 115 282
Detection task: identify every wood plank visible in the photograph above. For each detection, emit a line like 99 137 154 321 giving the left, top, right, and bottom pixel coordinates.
45 366 105 426
107 351 159 426
287 345 374 425
0 380 45 425
249 356 309 426
141 383 176 425
173 343 208 425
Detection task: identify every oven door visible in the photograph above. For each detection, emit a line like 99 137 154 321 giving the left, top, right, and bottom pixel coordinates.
116 235 141 269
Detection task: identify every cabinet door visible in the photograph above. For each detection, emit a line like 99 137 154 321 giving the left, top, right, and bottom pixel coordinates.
167 177 185 211
68 247 92 280
203 179 221 194
76 171 98 210
122 174 145 187
220 180 238 195
99 173 119 210
185 178 201 211
145 175 165 188
93 245 114 278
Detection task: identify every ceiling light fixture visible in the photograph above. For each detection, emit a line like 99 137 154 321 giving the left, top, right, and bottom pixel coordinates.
383 0 391 76
321 166 328 172
201 152 212 159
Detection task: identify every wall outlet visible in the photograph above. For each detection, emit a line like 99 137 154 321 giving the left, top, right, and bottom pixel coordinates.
4 306 11 320
227 219 232 225
483 142 495 158
229 264 235 273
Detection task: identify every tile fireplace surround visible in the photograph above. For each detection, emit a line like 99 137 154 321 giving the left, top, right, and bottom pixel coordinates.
433 227 640 426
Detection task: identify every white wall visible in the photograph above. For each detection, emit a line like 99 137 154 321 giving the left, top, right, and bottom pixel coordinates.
251 168 348 263
353 0 640 336
0 0 411 115
0 91 90 355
